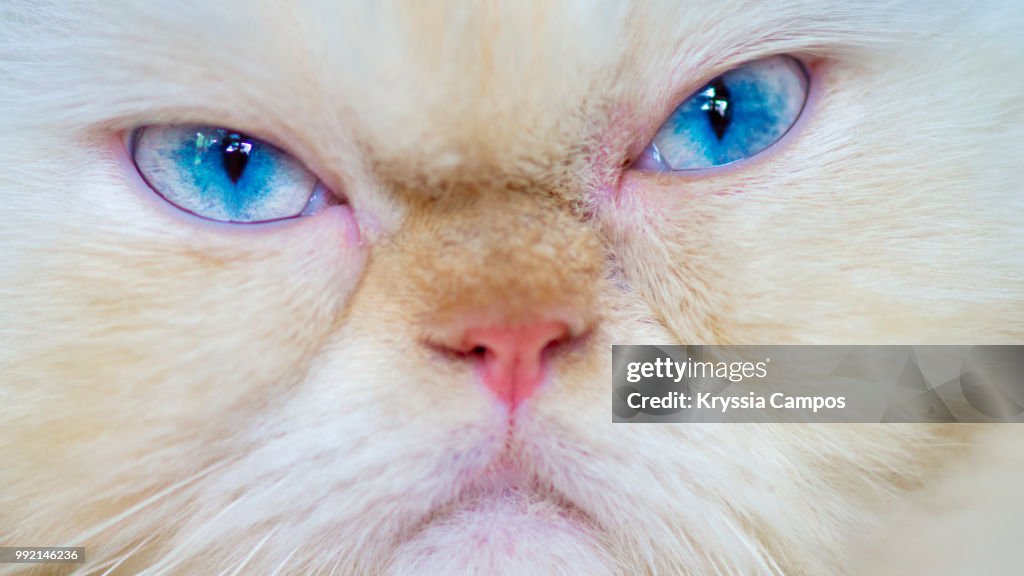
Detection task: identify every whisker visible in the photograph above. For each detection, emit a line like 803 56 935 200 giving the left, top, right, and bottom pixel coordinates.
218 533 271 576
94 533 158 576
67 459 231 547
720 515 783 576
267 547 299 576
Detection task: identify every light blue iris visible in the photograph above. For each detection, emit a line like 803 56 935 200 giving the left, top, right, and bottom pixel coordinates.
133 125 318 223
649 56 808 171
170 130 276 220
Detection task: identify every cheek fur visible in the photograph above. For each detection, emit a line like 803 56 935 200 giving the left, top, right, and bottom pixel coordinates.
0 161 368 548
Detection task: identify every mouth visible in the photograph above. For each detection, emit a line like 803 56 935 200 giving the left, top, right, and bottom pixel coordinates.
387 456 611 574
402 454 600 550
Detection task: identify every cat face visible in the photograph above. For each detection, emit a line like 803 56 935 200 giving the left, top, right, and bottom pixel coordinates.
1 1 1021 574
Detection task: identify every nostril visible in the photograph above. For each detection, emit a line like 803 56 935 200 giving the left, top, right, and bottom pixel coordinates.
423 319 583 408
545 330 571 350
443 320 575 407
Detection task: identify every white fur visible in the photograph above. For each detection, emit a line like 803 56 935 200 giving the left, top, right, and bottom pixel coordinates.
0 1 1022 574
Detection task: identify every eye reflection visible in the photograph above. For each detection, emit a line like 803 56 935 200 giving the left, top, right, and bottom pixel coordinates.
700 79 733 139
221 133 254 184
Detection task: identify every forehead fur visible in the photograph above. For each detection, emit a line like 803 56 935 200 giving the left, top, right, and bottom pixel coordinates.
0 0 965 186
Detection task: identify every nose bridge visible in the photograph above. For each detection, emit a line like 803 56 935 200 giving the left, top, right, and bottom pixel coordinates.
398 190 603 332
347 184 605 409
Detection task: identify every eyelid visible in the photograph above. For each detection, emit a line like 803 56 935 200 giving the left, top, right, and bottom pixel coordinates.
128 125 330 224
125 124 311 176
630 54 816 173
123 122 358 230
668 54 813 122
123 127 140 157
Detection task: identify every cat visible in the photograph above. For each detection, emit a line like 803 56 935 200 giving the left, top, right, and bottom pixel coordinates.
0 0 1022 574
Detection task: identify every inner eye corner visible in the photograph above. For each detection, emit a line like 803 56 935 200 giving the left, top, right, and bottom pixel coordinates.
123 126 146 157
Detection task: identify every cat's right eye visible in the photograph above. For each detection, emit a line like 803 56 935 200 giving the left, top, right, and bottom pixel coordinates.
131 125 338 223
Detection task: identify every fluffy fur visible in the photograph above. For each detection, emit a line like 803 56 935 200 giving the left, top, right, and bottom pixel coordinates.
0 1 1022 574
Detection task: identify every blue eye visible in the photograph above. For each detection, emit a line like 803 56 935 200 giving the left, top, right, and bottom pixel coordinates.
639 55 809 171
132 126 333 223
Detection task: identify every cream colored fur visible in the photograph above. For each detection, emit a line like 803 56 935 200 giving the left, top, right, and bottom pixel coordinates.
0 1 1022 574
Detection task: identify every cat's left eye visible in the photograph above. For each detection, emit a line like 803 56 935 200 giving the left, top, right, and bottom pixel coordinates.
637 55 809 172
131 125 336 223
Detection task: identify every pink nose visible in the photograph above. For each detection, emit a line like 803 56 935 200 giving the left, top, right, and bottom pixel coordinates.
456 321 572 408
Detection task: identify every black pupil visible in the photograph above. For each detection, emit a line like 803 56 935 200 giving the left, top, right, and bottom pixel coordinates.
221 133 253 184
701 79 732 140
